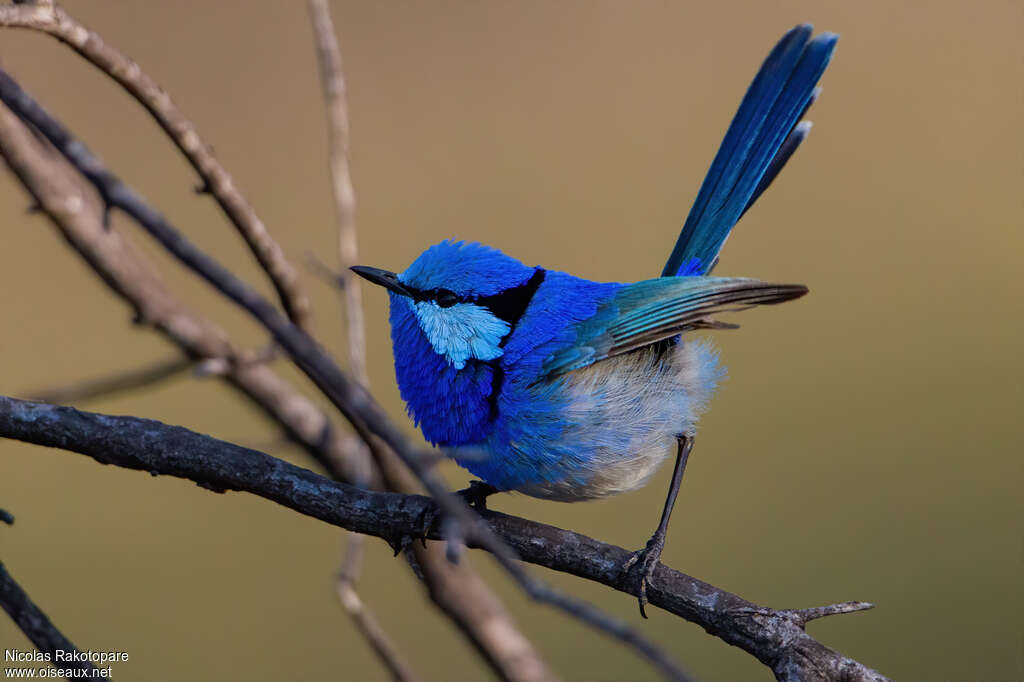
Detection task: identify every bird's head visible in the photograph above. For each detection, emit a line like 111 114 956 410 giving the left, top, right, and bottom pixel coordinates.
352 241 544 369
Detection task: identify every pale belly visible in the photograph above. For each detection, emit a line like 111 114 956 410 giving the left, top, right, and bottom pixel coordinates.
512 339 721 501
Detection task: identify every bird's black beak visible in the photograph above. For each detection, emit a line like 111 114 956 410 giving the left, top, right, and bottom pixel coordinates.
350 265 415 298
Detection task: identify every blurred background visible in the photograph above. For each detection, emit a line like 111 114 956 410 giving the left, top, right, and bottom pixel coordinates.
1 1 1021 680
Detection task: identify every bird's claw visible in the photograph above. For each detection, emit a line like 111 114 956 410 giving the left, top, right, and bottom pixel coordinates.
621 533 666 619
387 481 497 557
388 503 440 556
387 531 415 557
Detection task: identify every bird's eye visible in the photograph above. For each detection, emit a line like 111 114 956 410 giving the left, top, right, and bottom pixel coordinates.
435 289 458 308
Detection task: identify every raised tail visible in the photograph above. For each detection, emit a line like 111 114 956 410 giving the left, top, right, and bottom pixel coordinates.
662 24 838 278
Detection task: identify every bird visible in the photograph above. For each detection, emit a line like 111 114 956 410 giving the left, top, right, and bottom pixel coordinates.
353 24 837 616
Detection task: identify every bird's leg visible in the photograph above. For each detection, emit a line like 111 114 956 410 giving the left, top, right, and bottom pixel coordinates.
621 434 693 618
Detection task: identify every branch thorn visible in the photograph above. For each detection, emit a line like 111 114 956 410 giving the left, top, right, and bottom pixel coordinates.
792 601 876 626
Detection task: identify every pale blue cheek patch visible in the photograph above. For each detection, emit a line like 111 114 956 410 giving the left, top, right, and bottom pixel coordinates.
413 302 510 369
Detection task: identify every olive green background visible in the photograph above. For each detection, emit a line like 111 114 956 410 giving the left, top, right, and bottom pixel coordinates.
1 1 1021 680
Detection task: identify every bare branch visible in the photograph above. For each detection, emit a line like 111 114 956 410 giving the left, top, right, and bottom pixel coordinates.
305 253 346 289
0 75 553 682
0 67 683 681
335 534 423 682
0 0 312 331
0 90 375 488
193 344 278 378
0 560 105 678
23 353 192 403
308 0 367 385
410 541 561 682
306 4 422 677
0 396 889 682
370 442 561 682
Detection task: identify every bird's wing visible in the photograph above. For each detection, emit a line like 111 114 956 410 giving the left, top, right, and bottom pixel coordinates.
662 25 837 277
541 277 807 377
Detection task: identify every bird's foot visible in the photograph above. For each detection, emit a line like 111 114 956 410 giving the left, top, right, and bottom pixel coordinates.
387 501 444 556
621 531 667 619
457 480 498 511
388 481 498 556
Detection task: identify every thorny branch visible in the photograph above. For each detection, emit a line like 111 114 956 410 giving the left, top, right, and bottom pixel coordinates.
0 396 888 682
0 63 691 682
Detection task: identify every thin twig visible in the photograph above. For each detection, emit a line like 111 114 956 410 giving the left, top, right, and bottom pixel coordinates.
0 395 889 682
335 534 423 682
193 343 278 378
0 93 374 487
23 353 192 403
307 4 417 678
0 67 686 681
305 253 345 289
0 560 107 679
0 94 550 682
0 1 312 331
308 0 367 386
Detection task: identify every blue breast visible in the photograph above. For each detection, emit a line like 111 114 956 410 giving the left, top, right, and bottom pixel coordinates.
462 272 621 490
388 293 497 445
390 269 654 491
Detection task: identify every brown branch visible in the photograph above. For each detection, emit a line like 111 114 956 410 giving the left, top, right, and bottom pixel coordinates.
335 534 423 682
193 343 278 377
0 61 666 681
0 64 557 682
0 76 376 498
0 396 890 682
0 559 107 679
22 353 192 403
307 4 426 678
308 0 368 385
0 0 312 331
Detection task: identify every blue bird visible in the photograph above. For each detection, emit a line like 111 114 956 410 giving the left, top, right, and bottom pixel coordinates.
354 24 837 615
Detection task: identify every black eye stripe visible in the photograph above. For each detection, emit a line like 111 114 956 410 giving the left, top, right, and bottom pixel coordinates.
408 268 547 321
435 289 458 308
409 268 546 331
476 268 546 326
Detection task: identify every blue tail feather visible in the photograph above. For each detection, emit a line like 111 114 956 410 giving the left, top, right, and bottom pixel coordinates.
741 86 821 220
662 25 838 277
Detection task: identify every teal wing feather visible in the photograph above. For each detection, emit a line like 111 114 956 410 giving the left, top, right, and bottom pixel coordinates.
542 277 807 377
